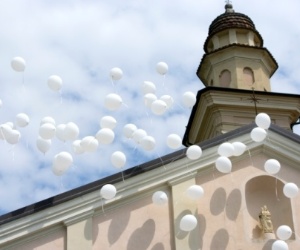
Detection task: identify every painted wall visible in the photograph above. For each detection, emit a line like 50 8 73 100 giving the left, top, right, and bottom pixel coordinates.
194 153 300 249
92 191 173 250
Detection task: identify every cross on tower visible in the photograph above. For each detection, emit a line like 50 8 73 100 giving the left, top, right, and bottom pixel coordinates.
247 88 262 115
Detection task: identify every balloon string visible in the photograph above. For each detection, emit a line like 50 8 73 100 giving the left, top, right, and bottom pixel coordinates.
110 78 117 93
121 170 125 182
175 103 186 111
59 176 65 191
122 102 129 109
275 176 280 201
0 129 7 144
247 149 254 167
154 151 166 170
101 197 106 216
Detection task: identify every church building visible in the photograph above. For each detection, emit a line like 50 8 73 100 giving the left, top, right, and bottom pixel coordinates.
0 3 300 250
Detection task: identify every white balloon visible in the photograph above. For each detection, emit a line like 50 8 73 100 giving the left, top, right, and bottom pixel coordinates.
56 124 66 141
16 113 30 127
123 123 137 138
232 142 247 156
264 159 281 175
276 225 292 241
160 95 174 109
255 113 271 129
0 99 2 108
0 123 12 140
72 140 85 154
166 134 182 149
156 62 168 75
47 75 62 92
132 129 147 144
180 214 198 232
100 116 117 129
283 183 299 198
11 57 26 72
104 93 122 111
80 136 98 152
40 116 56 126
6 129 21 144
111 151 126 168
64 122 79 141
151 100 167 115
52 151 73 175
39 123 56 140
250 127 267 142
100 184 117 200
140 136 156 151
152 191 168 205
218 142 234 157
110 67 123 81
186 145 202 160
96 128 115 144
215 156 232 173
182 91 196 108
36 137 51 154
142 81 156 94
272 240 289 250
144 93 157 108
186 185 204 200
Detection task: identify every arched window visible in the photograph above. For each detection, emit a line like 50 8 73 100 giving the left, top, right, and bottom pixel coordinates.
243 67 254 86
219 70 231 87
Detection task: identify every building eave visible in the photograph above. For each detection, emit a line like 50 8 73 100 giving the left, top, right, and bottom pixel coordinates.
183 87 300 146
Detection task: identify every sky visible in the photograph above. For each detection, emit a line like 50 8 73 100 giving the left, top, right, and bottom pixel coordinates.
0 0 300 215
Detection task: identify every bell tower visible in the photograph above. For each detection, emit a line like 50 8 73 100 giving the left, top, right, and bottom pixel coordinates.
197 3 277 91
183 4 300 146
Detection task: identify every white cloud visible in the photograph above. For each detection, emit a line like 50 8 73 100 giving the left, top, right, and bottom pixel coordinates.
0 0 299 214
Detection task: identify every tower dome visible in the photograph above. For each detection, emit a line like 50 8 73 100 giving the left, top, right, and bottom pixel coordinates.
204 4 263 53
197 3 278 92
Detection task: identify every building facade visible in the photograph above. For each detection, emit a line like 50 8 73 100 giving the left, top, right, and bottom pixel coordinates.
0 3 300 250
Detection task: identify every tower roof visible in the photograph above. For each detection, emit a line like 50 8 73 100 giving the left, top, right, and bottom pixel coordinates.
204 4 263 52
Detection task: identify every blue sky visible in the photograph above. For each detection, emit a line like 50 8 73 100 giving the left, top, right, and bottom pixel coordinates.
0 0 300 215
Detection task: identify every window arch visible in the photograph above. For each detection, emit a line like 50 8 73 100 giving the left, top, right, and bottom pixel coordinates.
219 70 231 87
245 175 295 240
243 67 254 86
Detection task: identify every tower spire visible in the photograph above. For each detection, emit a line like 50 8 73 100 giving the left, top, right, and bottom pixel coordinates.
225 1 234 13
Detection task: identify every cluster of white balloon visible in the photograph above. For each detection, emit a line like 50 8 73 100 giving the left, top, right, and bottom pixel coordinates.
215 141 247 173
5 58 198 180
0 113 30 144
251 119 290 247
148 112 299 239
123 124 156 151
251 113 299 200
272 225 293 250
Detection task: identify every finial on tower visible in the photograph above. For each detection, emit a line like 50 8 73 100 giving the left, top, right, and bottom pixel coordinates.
225 0 234 13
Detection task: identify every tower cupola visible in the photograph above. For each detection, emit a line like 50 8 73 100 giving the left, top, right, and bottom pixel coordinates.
197 3 278 91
